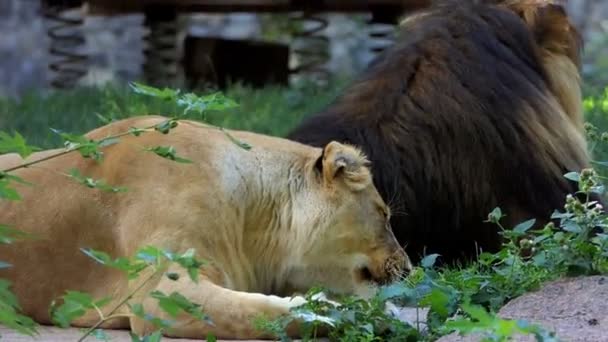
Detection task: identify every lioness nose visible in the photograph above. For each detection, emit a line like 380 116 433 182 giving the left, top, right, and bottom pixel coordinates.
366 248 411 285
386 248 412 281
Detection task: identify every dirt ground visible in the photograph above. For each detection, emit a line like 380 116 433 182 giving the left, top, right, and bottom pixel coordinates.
0 325 265 341
0 305 425 341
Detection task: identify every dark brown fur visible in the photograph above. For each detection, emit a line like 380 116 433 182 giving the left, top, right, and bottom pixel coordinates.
288 0 593 264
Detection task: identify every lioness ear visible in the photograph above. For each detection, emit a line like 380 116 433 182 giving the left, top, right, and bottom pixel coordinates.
319 141 372 191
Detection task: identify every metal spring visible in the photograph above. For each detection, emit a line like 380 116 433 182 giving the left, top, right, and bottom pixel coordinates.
42 3 88 89
142 13 180 87
288 11 331 86
366 19 397 57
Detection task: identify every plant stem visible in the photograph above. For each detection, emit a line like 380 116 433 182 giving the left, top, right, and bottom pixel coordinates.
1 149 73 173
77 269 160 342
1 125 160 174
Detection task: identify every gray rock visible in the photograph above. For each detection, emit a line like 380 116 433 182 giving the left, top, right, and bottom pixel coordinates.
437 276 608 342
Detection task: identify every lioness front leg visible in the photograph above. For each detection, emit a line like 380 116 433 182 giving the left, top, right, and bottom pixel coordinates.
130 266 306 340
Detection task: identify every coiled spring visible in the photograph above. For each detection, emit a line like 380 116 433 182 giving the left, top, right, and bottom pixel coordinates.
288 11 330 86
42 3 88 89
366 19 397 57
142 12 180 87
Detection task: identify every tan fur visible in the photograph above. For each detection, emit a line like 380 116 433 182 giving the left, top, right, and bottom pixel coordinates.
0 116 410 339
0 153 23 169
500 0 585 131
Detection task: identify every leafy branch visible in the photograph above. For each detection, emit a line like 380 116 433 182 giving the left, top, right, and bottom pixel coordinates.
0 83 243 339
129 82 251 151
0 119 190 195
48 246 208 342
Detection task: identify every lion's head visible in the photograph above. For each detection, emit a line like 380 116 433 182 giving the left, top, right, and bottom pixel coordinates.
282 141 411 298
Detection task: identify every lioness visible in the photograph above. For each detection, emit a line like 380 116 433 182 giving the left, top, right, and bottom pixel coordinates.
0 116 410 339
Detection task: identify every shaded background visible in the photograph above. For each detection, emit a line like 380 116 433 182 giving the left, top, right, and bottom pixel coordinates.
1 0 607 98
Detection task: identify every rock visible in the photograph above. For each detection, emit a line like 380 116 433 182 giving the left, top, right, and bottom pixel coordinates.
386 301 429 333
437 276 608 342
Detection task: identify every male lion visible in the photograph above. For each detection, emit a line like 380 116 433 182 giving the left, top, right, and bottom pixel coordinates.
0 116 410 339
288 0 594 264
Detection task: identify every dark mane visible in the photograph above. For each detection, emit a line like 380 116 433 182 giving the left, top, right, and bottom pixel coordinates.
288 1 591 263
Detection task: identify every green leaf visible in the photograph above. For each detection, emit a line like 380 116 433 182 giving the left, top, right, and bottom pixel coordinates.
0 178 21 200
129 127 147 137
129 330 163 342
135 246 165 265
532 251 547 267
129 303 174 329
0 172 33 186
150 291 182 318
145 146 193 164
206 333 217 342
177 92 239 116
81 248 147 279
513 219 536 234
220 128 252 151
290 310 336 327
564 172 580 182
50 291 106 328
51 128 104 161
98 137 120 148
67 169 128 193
134 246 204 283
150 291 210 324
462 303 492 324
154 120 179 135
173 248 205 283
92 328 111 341
0 279 38 336
197 92 239 112
486 207 503 224
420 288 450 319
591 160 608 168
95 113 113 125
0 224 34 244
63 291 95 307
421 254 440 269
561 221 582 233
0 131 41 158
376 283 414 302
0 172 31 207
130 82 180 101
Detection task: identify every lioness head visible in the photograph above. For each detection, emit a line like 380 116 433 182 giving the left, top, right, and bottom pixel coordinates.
285 141 411 298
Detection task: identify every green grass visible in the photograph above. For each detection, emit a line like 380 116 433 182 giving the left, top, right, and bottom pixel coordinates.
2 79 608 158
0 80 348 150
